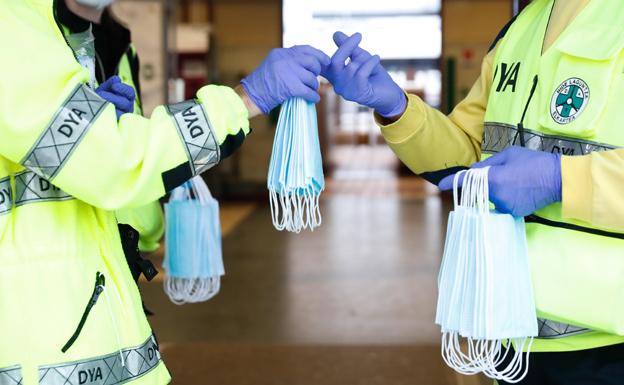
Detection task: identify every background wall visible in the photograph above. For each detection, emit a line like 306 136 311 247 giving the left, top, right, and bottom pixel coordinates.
128 0 513 186
442 0 512 109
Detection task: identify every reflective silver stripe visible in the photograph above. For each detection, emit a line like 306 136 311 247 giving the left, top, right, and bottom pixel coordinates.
482 122 617 155
0 365 22 385
0 177 12 216
538 318 589 339
39 335 161 385
167 100 220 175
21 84 108 180
14 171 73 208
483 122 604 339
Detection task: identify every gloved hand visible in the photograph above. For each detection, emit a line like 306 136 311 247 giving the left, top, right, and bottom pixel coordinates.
321 31 406 118
96 76 136 119
241 46 331 114
438 146 562 217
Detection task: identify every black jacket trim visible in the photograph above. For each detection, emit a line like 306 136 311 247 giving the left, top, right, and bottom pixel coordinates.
419 166 468 186
488 15 518 52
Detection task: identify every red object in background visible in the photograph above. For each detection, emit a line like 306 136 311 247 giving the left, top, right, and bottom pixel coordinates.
177 52 208 100
461 48 474 63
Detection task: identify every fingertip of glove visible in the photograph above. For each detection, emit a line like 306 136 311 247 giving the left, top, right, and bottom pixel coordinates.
438 177 452 191
333 31 348 44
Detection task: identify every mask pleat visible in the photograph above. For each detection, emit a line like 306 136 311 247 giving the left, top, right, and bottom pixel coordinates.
267 97 324 233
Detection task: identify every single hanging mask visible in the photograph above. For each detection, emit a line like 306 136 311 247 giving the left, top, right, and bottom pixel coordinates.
436 167 538 384
66 26 97 89
163 176 224 305
268 97 324 233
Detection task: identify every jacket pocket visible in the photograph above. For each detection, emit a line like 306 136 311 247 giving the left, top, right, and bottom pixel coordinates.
61 272 105 353
539 26 624 138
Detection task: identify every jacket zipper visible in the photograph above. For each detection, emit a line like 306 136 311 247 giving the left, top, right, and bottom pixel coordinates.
62 272 106 353
525 214 624 240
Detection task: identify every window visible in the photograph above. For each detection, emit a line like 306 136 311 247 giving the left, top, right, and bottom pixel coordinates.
283 0 442 136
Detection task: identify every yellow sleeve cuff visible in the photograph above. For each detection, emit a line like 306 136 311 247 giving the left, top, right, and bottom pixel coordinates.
376 93 428 144
561 154 593 223
197 85 251 145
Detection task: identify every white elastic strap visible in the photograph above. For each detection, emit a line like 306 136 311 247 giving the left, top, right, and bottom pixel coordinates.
164 276 221 305
190 175 213 205
441 167 533 383
270 187 321 233
102 287 125 367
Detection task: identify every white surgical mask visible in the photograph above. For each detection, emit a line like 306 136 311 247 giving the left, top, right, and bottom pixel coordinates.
436 167 538 384
75 0 114 10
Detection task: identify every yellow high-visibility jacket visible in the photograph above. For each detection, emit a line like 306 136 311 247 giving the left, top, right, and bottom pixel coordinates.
378 0 624 352
0 0 250 383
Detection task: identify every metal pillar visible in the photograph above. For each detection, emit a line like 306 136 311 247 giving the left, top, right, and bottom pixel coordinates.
513 0 531 15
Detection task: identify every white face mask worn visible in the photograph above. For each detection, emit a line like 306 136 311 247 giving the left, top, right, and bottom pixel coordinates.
435 167 538 383
75 0 114 10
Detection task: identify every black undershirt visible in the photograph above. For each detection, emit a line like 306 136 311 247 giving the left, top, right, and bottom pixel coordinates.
56 0 132 85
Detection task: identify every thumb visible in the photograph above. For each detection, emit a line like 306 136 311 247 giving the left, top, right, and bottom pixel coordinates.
439 155 505 190
471 151 509 169
439 171 468 191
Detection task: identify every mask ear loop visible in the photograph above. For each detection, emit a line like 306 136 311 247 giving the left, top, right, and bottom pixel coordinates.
467 169 486 368
445 169 500 376
486 338 533 383
459 169 496 373
453 170 467 209
442 331 480 375
477 168 506 374
445 169 480 374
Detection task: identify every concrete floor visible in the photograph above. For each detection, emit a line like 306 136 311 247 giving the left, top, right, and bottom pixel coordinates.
140 146 489 385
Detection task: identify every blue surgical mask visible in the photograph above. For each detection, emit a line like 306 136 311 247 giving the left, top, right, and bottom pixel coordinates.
163 176 224 305
268 97 324 233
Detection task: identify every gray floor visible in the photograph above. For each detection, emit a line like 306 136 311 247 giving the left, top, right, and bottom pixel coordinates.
143 195 450 345
139 145 487 385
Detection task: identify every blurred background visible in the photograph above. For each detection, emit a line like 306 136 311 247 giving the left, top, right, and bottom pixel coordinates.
107 0 528 384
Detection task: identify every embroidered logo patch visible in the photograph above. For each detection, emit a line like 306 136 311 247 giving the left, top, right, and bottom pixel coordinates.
550 78 589 124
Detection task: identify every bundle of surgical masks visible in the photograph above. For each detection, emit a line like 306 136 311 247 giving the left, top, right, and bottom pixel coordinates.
163 176 224 305
436 167 538 383
267 97 324 233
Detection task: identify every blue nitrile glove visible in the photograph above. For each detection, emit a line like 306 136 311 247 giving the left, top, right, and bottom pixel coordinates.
96 76 136 119
321 31 407 118
439 146 562 217
241 46 331 114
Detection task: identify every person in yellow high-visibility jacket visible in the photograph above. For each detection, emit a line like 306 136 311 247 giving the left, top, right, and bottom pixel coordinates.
58 0 165 287
322 0 624 384
0 0 329 383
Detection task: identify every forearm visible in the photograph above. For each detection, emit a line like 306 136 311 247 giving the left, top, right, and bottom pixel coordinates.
377 94 482 174
561 148 624 231
376 50 494 176
235 84 262 119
